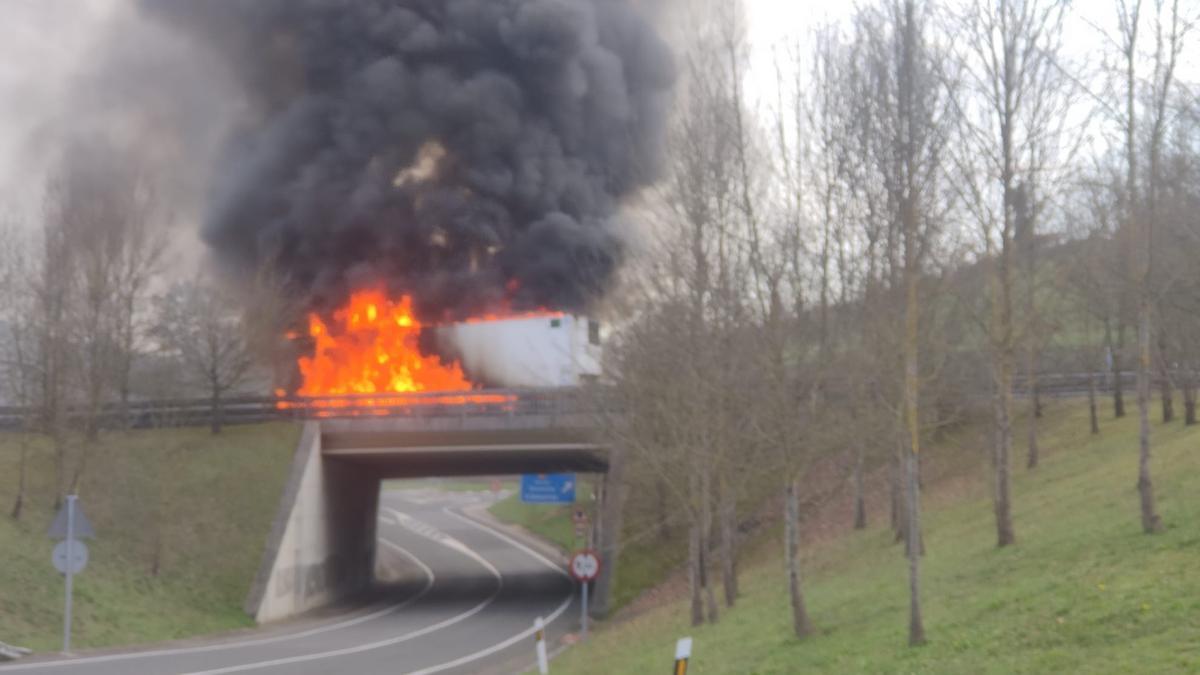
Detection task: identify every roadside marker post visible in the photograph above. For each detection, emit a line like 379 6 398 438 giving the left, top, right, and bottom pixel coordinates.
534 616 549 674
674 636 693 674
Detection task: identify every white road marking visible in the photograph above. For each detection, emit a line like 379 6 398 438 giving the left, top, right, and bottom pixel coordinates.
401 507 575 675
376 538 437 600
5 504 573 675
441 507 569 576
0 537 433 672
183 508 505 674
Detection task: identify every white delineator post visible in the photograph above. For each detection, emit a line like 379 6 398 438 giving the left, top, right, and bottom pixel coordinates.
534 616 549 674
62 495 76 654
674 637 693 675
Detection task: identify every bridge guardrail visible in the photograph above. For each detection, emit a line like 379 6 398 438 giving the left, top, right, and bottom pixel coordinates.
0 387 615 431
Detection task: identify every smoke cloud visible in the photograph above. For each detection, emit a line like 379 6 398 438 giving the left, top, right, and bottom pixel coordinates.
144 0 674 321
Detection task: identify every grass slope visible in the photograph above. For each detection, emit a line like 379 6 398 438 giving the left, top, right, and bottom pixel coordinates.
0 423 299 652
489 479 595 553
549 402 1200 674
488 477 700 612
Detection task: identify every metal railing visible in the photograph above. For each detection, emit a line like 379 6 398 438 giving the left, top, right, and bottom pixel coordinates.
0 387 613 431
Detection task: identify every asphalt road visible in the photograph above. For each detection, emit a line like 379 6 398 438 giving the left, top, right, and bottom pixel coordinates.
2 489 577 675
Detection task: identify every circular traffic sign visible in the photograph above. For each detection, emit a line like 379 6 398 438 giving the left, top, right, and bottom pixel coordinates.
52 541 88 575
569 549 601 582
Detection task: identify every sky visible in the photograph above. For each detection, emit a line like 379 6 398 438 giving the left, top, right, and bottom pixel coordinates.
0 1 114 218
0 0 821 270
743 0 847 105
0 1 1192 266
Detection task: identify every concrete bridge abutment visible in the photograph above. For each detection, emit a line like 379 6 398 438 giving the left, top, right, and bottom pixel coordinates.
244 422 380 623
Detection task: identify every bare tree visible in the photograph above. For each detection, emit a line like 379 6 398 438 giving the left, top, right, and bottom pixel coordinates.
27 141 170 497
0 216 37 519
153 279 254 434
1104 0 1190 533
952 0 1072 545
851 0 957 645
36 177 82 509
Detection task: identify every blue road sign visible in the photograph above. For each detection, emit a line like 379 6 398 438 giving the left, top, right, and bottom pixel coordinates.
520 473 576 504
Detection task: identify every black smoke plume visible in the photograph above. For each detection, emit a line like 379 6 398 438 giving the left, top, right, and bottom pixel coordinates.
145 0 674 321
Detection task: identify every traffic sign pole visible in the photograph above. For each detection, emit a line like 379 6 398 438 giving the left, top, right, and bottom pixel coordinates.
63 495 75 654
580 580 589 639
568 549 601 641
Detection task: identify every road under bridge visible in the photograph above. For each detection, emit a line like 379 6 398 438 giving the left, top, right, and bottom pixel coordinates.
244 390 623 625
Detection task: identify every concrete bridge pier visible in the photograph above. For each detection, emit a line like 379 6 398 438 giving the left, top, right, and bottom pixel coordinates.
244 422 380 623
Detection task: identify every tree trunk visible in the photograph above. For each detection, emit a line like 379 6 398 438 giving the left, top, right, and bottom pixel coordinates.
69 446 89 496
902 216 925 645
785 478 815 638
1025 349 1039 469
700 473 718 624
1113 338 1126 419
719 488 738 608
1088 370 1100 435
1136 304 1162 533
10 435 28 519
1183 376 1196 426
904 447 925 646
53 426 67 510
1026 398 1039 469
210 387 223 434
891 441 903 543
688 520 703 626
853 446 867 530
992 382 1016 547
593 442 627 617
1158 328 1173 423
655 479 672 540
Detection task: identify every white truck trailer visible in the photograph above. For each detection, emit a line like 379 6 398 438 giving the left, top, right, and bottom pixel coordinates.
438 314 602 388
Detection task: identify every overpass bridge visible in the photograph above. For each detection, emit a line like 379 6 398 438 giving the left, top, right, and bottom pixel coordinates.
242 389 623 624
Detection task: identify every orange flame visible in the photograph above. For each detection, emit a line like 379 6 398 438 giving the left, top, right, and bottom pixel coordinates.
273 287 579 416
296 289 471 396
274 288 535 414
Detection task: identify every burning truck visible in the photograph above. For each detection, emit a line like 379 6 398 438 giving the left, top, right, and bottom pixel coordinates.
274 289 601 412
148 0 670 405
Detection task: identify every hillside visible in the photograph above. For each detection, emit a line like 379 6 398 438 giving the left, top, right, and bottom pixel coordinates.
547 401 1200 674
0 423 299 653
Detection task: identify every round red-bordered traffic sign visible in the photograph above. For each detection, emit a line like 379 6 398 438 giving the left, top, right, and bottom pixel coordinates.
569 549 601 582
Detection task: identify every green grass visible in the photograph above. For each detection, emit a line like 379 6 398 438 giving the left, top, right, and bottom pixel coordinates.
488 477 687 611
549 402 1200 674
488 478 596 552
0 423 299 652
383 478 517 493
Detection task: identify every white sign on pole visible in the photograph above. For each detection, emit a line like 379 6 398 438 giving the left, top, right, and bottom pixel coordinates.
51 495 93 654
52 541 88 575
569 549 601 640
568 550 600 582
